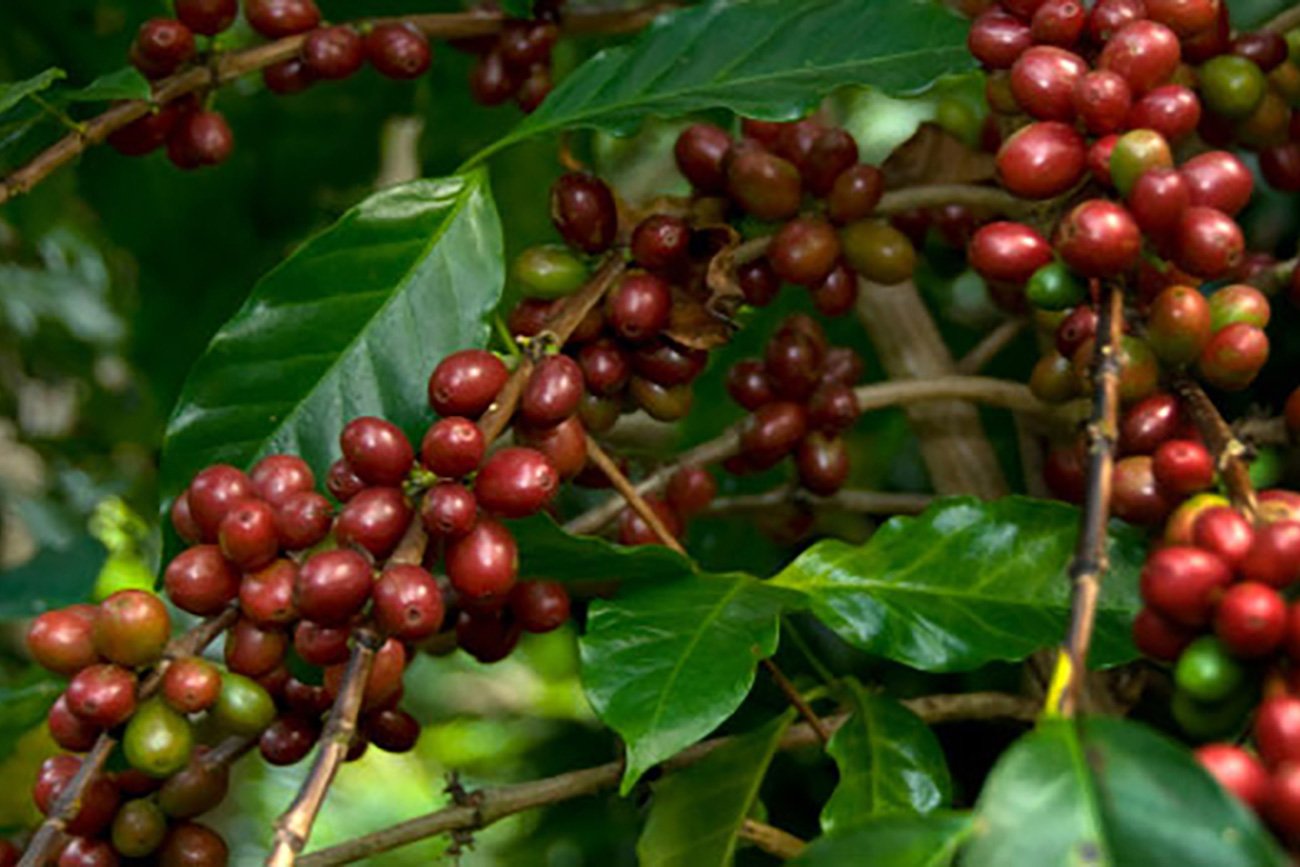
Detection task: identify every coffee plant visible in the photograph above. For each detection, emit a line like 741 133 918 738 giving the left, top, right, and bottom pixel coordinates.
6 0 1300 862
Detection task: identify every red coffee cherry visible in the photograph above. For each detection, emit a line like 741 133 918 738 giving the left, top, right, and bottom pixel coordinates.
218 499 280 572
1180 151 1254 216
340 416 414 487
968 9 1033 70
1127 84 1201 142
1239 521 1300 588
34 755 120 836
282 678 330 716
618 497 683 547
1144 0 1219 37
420 481 478 540
273 491 333 550
421 417 485 479
1128 168 1189 239
1152 439 1214 496
158 822 229 866
1192 507 1255 566
373 564 444 641
365 24 432 79
1196 322 1268 391
301 25 363 80
1010 45 1087 120
263 58 315 95
1055 199 1141 278
109 104 184 156
666 465 717 518
725 144 803 221
1086 134 1118 187
446 517 518 600
1031 0 1086 46
245 0 320 38
517 415 588 481
509 581 571 633
456 609 522 663
674 123 732 193
428 349 509 418
1256 696 1300 766
1233 30 1288 72
364 708 421 753
259 714 320 766
520 355 584 427
156 758 229 819
58 837 118 867
768 217 842 287
498 21 558 70
550 173 617 254
162 658 222 714
1073 70 1132 135
66 663 137 728
802 128 859 197
1214 582 1285 658
996 121 1087 199
1099 20 1182 94
27 605 100 676
48 694 101 751
1145 284 1211 366
1132 606 1196 661
1195 744 1269 812
175 0 237 35
1112 456 1171 526
187 464 253 542
827 165 885 225
1140 545 1232 626
239 560 298 627
95 590 170 669
324 637 405 711
474 447 559 519
809 383 861 435
166 110 233 170
293 621 351 667
811 262 859 317
968 221 1053 285
630 341 706 388
325 459 365 503
605 272 672 343
1261 143 1300 192
726 360 775 411
224 618 288 678
130 18 195 79
632 215 691 272
740 402 809 467
1118 392 1181 455
250 454 314 506
468 49 520 106
796 433 850 496
773 118 824 170
295 549 374 626
164 545 240 616
576 339 629 397
335 487 412 559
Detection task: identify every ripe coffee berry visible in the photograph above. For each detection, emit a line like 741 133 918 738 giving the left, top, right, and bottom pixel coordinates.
366 24 432 79
521 355 583 427
245 0 320 38
27 605 100 676
1099 21 1181 94
131 19 195 79
187 464 253 541
373 564 444 640
175 0 237 35
158 822 229 866
1073 70 1132 135
48 694 101 751
517 415 587 480
1214 582 1286 658
968 9 1033 70
725 145 802 221
326 458 366 503
968 221 1053 285
162 658 222 714
302 26 364 80
224 618 288 677
1196 322 1268 391
324 637 405 711
1112 456 1171 526
457 609 522 663
1239 521 1300 588
446 517 519 599
618 497 683 546
109 104 183 157
364 708 421 753
264 58 314 95
666 465 717 518
1011 45 1087 120
606 272 672 343
295 549 373 625
167 110 234 170
828 165 885 225
66 663 137 728
1256 695 1300 766
674 123 732 192
1140 545 1232 626
1055 199 1141 278
551 173 617 254
1196 744 1270 812
335 487 411 558
95 590 170 668
172 495 201 545
293 620 351 667
740 402 809 467
341 416 414 487
420 481 479 540
1127 168 1189 238
218 499 279 572
510 581 571 633
1152 439 1214 496
259 714 320 766
1118 393 1181 455
996 121 1086 199
274 490 333 550
421 417 485 478
428 349 508 418
475 447 559 519
164 545 240 616
1127 85 1201 143
250 454 314 506
632 215 691 271
1193 507 1255 565
769 217 841 287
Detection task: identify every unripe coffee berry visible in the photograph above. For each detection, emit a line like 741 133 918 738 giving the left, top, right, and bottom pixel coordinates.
95 590 170 668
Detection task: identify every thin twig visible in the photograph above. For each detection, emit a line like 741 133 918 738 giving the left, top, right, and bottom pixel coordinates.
1173 374 1259 520
1052 281 1123 719
761 658 829 744
0 6 674 206
1264 4 1300 33
955 319 1026 375
739 819 807 860
876 183 1025 217
18 606 240 867
585 437 685 554
706 486 934 517
295 692 1036 866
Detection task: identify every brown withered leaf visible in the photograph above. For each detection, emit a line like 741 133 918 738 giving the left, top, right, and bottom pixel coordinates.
882 122 995 189
664 223 743 350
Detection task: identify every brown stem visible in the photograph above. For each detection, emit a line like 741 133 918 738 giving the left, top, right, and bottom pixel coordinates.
18 606 239 867
294 692 1036 866
1173 374 1258 520
1053 282 1123 719
876 183 1025 217
1264 5 1300 32
761 658 829 744
955 319 1026 375
584 437 686 554
1236 416 1289 449
706 486 933 517
739 819 807 860
565 376 1049 536
0 6 674 206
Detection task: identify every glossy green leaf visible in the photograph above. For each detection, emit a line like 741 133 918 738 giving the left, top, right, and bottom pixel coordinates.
580 572 800 793
473 0 974 161
0 68 66 115
794 812 973 867
772 497 1144 672
62 67 150 103
0 675 62 763
966 717 1286 867
513 514 696 584
161 170 503 493
637 710 795 867
822 680 951 832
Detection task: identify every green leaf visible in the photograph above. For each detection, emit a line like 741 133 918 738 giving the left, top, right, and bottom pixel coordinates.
0 68 66 115
62 67 151 103
771 497 1144 672
0 675 62 764
794 812 973 867
472 0 974 161
966 717 1286 867
580 572 799 793
514 514 696 584
822 680 951 832
496 0 533 16
637 710 795 867
160 170 504 493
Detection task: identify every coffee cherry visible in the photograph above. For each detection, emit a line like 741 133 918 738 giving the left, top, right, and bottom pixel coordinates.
551 173 617 254
250 454 314 506
1144 0 1219 36
364 708 421 753
606 272 672 342
112 797 168 857
340 417 414 487
1118 393 1181 455
769 217 841 286
674 123 732 193
164 545 240 616
474 447 559 518
131 19 195 79
1257 696 1300 766
765 333 824 401
1287 389 1300 437
157 758 229 818
969 221 1053 285
187 465 253 542
1073 70 1132 135
1025 261 1086 311
996 121 1086 199
274 491 333 550
802 128 859 197
575 340 628 397
447 517 518 600
811 262 859 317
258 714 320 766
1113 455 1172 526
27 605 100 676
212 672 276 736
48 694 101 751
499 20 558 70
1128 85 1201 142
162 658 221 715
167 110 233 170
218 499 279 572
1055 199 1140 278
468 49 519 106
335 487 411 558
618 497 682 546
114 102 172 153
420 481 478 540
1134 605 1196 661
158 822 229 867
224 618 288 677
0 842 15 867
968 9 1033 70
1110 129 1173 198
1088 0 1146 42
727 360 776 411
283 678 330 716
293 620 351 666
1127 168 1189 238
740 402 808 467
1192 506 1255 566
631 215 691 271
419 417 484 479
1200 54 1267 119
124 698 194 778
1030 352 1079 403
517 415 587 481
1100 21 1182 94
1152 439 1214 496
1195 744 1269 812
521 355 584 427
1180 151 1253 216
1032 0 1086 46
1239 521 1300 587
296 549 373 625
1215 582 1286 658
95 590 169 669
1011 46 1087 120
56 838 116 867
630 340 707 387
1086 134 1119 187
429 349 509 418
365 24 432 79
263 58 314 94
235 560 295 628
66 663 137 728
1208 284 1270 332
840 220 915 285
796 433 850 496
1175 636 1243 702
509 581 571 633
323 637 405 711
301 25 364 80
1261 143 1300 192
1196 322 1267 391
773 119 824 171
666 465 717 518
34 755 119 836
1075 335 1159 404
827 165 885 225
326 459 366 502
175 0 237 35
373 564 444 640
1140 545 1232 626
725 145 802 221
245 0 320 38
456 609 522 663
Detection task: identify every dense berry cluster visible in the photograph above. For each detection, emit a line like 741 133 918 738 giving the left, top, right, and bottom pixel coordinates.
455 1 562 113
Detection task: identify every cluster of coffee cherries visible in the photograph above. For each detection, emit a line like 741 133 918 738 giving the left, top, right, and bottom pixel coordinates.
724 314 863 496
455 1 564 113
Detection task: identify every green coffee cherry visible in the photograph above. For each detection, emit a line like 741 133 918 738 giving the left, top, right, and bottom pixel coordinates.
1174 636 1244 703
212 672 276 736
512 244 589 299
1025 262 1086 311
123 698 194 778
112 798 168 857
1110 129 1172 197
1200 55 1268 119
1171 684 1256 742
